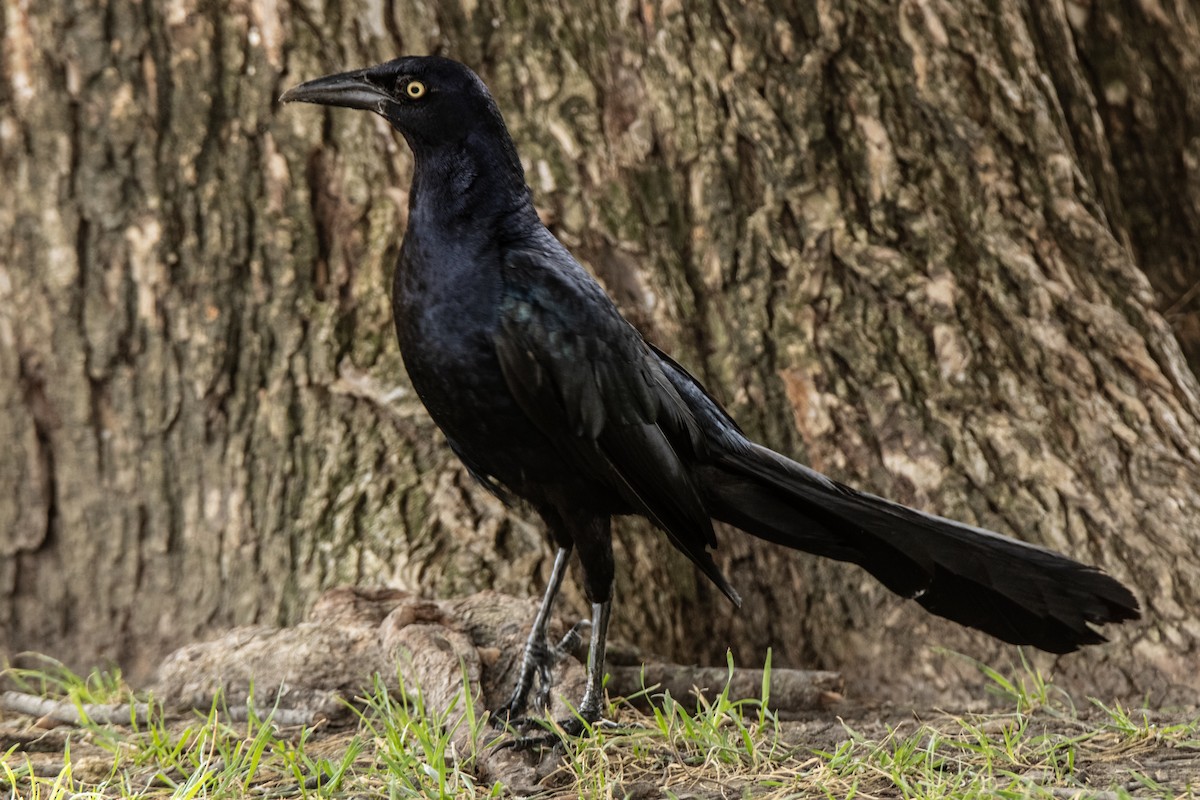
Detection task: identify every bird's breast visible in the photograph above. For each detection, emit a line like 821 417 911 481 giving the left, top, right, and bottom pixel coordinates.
392 239 499 392
390 237 540 473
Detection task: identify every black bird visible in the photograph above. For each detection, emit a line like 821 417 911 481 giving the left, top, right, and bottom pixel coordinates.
281 56 1139 730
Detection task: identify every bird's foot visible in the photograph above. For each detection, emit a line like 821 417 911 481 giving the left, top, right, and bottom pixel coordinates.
493 708 616 751
490 619 590 729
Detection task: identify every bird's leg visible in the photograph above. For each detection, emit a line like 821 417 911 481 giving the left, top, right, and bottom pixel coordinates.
495 515 616 748
553 518 615 732
499 598 615 750
574 598 612 725
495 546 580 723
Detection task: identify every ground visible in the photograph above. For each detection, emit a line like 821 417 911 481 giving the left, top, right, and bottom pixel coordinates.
2 658 1197 798
2 589 1197 797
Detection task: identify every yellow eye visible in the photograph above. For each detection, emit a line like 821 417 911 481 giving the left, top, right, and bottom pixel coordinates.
405 80 427 100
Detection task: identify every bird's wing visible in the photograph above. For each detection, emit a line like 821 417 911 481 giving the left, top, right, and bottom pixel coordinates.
493 246 740 604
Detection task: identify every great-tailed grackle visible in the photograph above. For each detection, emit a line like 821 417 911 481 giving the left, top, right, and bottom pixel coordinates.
282 56 1139 731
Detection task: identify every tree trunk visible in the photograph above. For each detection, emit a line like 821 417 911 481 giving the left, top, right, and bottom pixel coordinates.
3 0 1197 704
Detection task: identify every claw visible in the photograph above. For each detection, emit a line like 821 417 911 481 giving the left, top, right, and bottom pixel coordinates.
555 618 591 656
495 640 557 720
493 730 560 752
492 712 616 751
495 617 590 725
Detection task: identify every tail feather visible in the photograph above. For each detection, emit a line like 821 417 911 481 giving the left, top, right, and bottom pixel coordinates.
701 442 1139 653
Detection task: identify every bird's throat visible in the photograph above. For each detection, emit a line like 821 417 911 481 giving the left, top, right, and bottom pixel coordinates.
407 136 533 230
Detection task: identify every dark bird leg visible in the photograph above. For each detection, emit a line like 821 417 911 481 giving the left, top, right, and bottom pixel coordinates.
575 598 612 726
563 514 615 730
500 516 615 746
496 545 583 723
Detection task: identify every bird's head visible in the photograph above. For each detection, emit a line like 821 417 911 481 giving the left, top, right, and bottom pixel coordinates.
280 56 509 153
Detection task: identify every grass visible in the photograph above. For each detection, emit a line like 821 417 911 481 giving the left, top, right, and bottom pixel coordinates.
2 652 1197 799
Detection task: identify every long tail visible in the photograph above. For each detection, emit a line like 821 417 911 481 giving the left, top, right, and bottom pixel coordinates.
700 442 1140 653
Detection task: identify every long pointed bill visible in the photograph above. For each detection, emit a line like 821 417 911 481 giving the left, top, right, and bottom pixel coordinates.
279 69 391 111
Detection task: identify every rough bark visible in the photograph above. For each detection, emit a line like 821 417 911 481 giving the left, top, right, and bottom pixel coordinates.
1063 0 1200 372
2 0 1198 704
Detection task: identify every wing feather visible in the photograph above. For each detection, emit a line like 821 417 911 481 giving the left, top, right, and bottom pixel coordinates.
494 248 739 603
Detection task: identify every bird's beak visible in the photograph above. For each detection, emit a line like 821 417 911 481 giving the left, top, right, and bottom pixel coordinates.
279 69 391 111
